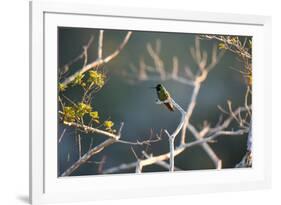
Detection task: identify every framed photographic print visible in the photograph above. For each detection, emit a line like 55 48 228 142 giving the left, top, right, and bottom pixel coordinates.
30 0 272 204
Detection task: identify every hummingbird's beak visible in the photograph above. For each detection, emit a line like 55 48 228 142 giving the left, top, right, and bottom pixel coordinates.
148 86 156 89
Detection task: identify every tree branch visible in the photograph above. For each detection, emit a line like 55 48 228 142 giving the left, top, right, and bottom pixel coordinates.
61 31 132 86
63 121 120 140
103 106 250 173
156 98 186 172
187 124 222 169
98 30 104 59
60 122 124 176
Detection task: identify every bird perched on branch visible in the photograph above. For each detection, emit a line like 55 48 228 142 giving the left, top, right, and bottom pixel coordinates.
152 84 175 111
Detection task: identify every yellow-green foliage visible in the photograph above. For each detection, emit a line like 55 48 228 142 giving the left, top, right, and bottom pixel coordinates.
229 36 238 44
218 43 226 50
249 40 252 48
62 104 103 124
76 102 92 118
90 111 100 123
73 72 85 86
88 70 106 88
62 106 76 122
103 120 115 133
59 83 67 92
60 69 112 132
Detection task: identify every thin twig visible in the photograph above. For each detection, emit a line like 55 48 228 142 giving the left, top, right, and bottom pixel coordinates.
156 98 186 171
147 43 166 80
167 131 175 172
103 106 250 173
63 121 119 140
61 123 124 176
98 30 104 59
78 134 82 158
58 128 67 143
180 83 201 144
187 124 222 169
61 36 94 68
103 162 138 174
142 151 181 171
61 138 116 176
61 31 132 86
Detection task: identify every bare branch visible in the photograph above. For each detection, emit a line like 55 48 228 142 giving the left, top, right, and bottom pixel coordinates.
61 138 117 176
117 136 161 146
98 30 104 59
209 106 251 134
180 83 201 144
179 37 224 145
61 31 132 86
187 124 222 170
133 97 186 172
171 56 179 79
156 98 186 139
146 43 165 80
63 121 120 140
103 162 138 174
104 105 250 173
166 130 175 172
181 129 249 149
78 134 82 158
59 35 94 78
58 128 67 143
203 35 251 59
236 123 252 168
138 57 148 80
142 151 181 171
59 33 251 176
60 123 124 176
113 36 229 173
136 128 247 172
245 86 251 115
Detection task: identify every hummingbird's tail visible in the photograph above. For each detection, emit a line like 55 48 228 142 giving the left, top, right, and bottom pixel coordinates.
164 102 175 112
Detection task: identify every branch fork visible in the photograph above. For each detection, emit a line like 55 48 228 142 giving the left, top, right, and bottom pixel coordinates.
156 98 186 172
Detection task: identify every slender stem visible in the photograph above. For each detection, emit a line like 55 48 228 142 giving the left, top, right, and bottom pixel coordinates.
63 121 119 140
61 138 116 176
188 124 222 169
98 30 104 59
181 83 201 144
60 123 124 177
136 160 143 173
157 98 186 172
106 106 250 173
169 135 175 172
78 134 82 158
61 31 132 86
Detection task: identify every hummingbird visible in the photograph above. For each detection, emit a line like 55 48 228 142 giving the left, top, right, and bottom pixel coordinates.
152 84 174 112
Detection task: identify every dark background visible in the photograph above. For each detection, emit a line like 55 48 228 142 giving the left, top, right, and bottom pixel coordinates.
58 27 250 176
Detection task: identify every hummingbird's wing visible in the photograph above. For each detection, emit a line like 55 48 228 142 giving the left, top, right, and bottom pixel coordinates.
157 87 169 101
156 85 175 111
163 91 175 112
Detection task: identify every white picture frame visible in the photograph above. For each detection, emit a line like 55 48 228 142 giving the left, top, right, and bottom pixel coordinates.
30 1 272 204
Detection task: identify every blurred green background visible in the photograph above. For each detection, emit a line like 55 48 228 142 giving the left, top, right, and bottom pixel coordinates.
58 27 250 176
